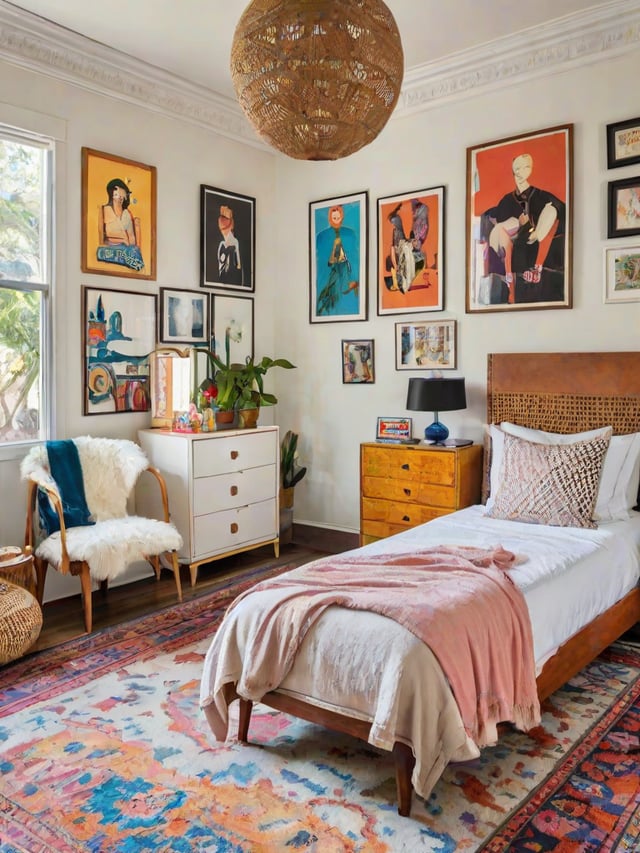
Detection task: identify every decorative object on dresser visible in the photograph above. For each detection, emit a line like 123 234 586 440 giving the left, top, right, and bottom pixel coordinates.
230 0 403 162
137 426 280 586
406 376 468 444
21 438 183 634
359 441 483 545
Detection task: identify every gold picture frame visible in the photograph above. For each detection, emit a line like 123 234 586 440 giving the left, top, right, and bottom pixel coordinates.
81 147 157 280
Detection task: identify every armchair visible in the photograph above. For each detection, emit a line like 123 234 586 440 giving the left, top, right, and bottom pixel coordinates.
21 436 183 633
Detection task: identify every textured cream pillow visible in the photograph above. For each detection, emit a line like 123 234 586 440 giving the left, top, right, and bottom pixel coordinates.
486 423 640 520
486 430 612 528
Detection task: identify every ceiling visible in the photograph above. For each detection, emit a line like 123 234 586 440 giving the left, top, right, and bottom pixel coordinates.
6 0 606 102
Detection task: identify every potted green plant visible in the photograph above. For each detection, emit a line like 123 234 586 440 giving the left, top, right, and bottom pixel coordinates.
280 430 307 508
199 330 296 428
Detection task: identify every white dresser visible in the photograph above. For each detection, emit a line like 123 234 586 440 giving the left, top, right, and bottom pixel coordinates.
137 426 279 585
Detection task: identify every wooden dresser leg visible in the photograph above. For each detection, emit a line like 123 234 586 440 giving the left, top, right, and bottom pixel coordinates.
392 741 415 817
238 698 253 743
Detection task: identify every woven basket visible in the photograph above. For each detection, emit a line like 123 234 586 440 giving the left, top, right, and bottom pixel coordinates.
0 547 36 596
0 580 42 664
231 0 404 160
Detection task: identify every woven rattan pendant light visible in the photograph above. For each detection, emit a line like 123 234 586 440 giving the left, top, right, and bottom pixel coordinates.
230 0 404 161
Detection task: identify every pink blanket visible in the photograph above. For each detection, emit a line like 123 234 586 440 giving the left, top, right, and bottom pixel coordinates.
225 545 540 746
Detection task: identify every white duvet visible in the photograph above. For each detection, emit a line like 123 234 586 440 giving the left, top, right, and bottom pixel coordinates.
200 506 640 803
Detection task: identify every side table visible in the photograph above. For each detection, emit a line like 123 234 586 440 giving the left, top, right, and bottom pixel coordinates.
0 546 37 597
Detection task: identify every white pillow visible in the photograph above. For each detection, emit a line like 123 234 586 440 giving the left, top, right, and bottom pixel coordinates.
487 422 640 521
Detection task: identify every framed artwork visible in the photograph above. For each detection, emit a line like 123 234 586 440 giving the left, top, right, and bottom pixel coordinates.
309 190 368 323
81 148 156 280
211 294 254 365
159 288 209 345
83 286 156 415
466 124 572 312
607 176 640 238
377 185 444 315
604 246 640 302
395 318 456 371
200 185 255 291
376 417 412 441
341 339 375 384
606 117 640 169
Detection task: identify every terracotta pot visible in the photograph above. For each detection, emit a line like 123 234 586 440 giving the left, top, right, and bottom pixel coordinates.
238 407 259 429
214 410 236 430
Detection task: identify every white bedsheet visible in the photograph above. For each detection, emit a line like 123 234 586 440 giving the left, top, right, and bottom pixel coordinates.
200 507 640 803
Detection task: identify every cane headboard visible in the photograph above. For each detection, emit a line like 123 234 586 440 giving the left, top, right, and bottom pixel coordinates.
487 352 640 435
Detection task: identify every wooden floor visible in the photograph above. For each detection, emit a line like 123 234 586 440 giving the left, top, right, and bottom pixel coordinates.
32 541 330 654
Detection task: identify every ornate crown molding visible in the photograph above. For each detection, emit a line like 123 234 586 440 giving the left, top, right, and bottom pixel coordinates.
0 1 638 148
398 0 640 115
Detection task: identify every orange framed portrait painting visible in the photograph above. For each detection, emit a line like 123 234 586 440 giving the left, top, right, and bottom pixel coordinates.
81 148 157 280
377 186 444 315
466 125 572 312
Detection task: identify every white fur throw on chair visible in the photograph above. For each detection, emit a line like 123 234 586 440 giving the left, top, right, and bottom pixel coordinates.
21 437 183 582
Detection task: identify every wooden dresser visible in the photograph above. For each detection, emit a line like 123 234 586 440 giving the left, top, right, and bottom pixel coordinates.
137 426 279 585
360 442 483 545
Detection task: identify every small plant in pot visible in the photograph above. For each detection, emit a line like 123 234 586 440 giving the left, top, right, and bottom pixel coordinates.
280 430 307 508
235 355 297 427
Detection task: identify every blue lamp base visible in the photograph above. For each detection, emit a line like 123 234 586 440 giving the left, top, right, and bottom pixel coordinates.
425 420 449 443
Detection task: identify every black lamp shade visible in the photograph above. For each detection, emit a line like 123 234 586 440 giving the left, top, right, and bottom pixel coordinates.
406 377 466 413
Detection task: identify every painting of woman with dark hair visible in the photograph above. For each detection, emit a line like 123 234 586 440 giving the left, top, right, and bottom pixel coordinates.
96 178 145 273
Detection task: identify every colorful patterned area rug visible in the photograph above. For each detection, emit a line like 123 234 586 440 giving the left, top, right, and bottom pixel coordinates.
1 560 639 852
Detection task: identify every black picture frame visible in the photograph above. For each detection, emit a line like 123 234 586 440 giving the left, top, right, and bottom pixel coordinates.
200 185 255 292
159 287 209 345
607 176 640 238
606 117 640 169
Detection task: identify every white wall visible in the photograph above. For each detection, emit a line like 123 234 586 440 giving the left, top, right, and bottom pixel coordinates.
273 50 640 534
0 38 638 600
0 60 278 598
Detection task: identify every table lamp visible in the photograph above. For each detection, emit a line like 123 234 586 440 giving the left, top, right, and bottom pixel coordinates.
406 377 467 444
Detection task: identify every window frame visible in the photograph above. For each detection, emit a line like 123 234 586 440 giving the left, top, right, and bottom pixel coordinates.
0 127 54 458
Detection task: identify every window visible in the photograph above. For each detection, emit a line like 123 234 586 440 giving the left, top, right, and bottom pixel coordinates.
0 129 53 446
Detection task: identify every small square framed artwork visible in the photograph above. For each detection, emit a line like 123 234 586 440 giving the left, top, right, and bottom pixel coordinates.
395 318 456 371
159 288 209 345
604 246 640 302
342 339 375 383
606 117 640 169
607 176 640 238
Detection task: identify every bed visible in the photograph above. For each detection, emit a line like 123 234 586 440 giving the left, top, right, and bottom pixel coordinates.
200 351 640 816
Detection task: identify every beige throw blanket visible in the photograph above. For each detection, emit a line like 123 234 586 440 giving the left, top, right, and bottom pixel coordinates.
216 545 540 747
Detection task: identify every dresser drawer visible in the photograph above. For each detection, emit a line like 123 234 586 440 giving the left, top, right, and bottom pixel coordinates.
361 446 456 485
361 474 456 508
361 496 447 528
193 498 277 558
193 431 277 477
193 464 276 515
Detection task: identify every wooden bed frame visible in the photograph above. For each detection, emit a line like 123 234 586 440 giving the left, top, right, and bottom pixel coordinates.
233 352 640 816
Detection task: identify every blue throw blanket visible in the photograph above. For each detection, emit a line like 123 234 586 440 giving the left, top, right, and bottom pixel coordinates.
38 440 95 535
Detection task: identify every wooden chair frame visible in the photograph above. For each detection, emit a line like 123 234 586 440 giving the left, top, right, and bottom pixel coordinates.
24 465 182 633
